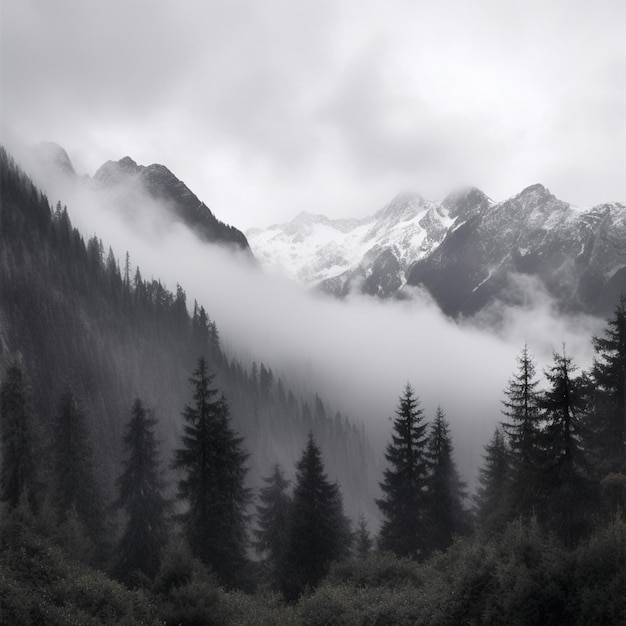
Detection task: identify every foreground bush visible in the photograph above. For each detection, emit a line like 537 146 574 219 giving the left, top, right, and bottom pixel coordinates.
0 504 159 625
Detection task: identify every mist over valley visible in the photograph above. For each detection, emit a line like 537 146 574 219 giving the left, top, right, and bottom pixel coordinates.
2 1 625 621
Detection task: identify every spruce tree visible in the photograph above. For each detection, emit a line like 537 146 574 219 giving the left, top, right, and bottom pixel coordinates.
114 399 168 583
541 350 594 546
52 386 103 540
425 407 469 553
475 427 510 533
501 345 544 517
0 359 40 508
253 463 292 589
590 296 626 475
172 357 250 588
355 513 373 557
377 384 429 558
282 435 351 601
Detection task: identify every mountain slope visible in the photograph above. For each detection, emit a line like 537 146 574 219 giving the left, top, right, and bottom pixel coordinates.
31 142 252 254
248 184 626 315
0 146 377 521
247 190 476 297
407 184 626 316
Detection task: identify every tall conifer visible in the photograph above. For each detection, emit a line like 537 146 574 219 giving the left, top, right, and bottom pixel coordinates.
253 463 292 589
475 427 510 533
425 407 469 553
541 350 593 546
282 435 351 601
0 359 40 508
590 296 626 475
172 357 250 588
114 399 168 582
377 384 429 558
52 386 103 539
501 345 544 517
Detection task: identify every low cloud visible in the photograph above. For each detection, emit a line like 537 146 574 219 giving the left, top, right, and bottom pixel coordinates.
25 160 605 487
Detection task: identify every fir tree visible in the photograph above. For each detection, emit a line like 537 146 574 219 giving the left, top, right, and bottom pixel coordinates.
475 427 510 533
253 463 292 589
282 435 351 601
114 399 168 583
425 407 469 553
501 345 544 517
172 357 250 588
377 384 429 558
0 359 40 508
541 349 594 546
355 513 373 558
52 386 103 540
590 296 626 475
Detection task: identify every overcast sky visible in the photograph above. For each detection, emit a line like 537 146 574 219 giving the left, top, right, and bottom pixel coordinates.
2 0 625 229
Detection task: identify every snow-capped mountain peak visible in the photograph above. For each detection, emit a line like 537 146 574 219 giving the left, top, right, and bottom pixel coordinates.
246 192 454 295
248 185 626 315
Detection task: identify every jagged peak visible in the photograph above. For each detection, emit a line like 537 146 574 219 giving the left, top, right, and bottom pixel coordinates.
32 141 75 177
442 186 491 219
515 183 552 200
143 162 175 177
375 191 426 221
93 156 142 184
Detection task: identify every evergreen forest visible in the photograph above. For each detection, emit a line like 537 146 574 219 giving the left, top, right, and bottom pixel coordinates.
1 147 625 624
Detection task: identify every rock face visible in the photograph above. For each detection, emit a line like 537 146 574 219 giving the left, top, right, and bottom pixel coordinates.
248 185 626 316
30 143 251 254
93 157 250 252
247 192 456 298
407 185 626 316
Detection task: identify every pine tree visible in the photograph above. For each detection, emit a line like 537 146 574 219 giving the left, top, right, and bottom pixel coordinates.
114 399 169 583
172 357 250 588
52 386 103 540
0 359 41 508
281 435 351 601
541 349 594 546
355 513 373 558
475 427 510 533
253 463 292 589
425 407 469 553
590 296 626 475
377 384 429 558
501 345 544 517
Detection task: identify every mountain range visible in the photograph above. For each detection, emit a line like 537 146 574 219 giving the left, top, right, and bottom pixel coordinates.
247 185 626 316
1 145 378 522
31 142 251 254
31 143 626 318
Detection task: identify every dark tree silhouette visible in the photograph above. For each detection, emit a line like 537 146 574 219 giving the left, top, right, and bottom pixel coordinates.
0 359 40 509
377 384 429 558
354 513 373 558
282 435 351 601
114 399 168 583
425 407 469 553
501 345 544 517
172 357 250 588
253 463 292 589
541 350 594 546
475 427 510 533
52 386 104 540
590 296 626 476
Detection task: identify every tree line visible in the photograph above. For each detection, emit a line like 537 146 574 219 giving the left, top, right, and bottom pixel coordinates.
376 297 625 560
0 352 356 601
0 145 377 527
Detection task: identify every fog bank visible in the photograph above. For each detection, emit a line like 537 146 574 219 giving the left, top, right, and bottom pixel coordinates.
27 162 604 485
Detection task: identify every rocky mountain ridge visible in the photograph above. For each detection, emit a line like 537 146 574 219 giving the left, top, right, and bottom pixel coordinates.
248 184 626 316
31 142 251 253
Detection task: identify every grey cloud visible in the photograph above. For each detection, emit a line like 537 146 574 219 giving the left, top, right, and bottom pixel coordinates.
2 0 624 229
